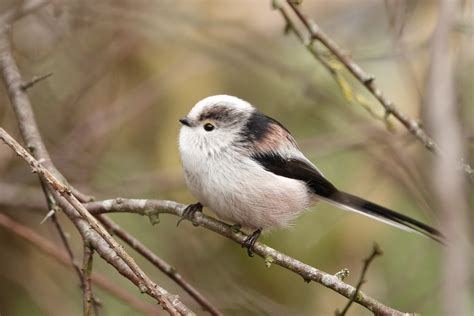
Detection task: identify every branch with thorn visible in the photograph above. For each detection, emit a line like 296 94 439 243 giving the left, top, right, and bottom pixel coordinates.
0 212 159 315
0 127 193 315
274 0 473 182
97 214 222 316
0 19 219 314
85 198 410 316
82 242 96 316
20 72 53 90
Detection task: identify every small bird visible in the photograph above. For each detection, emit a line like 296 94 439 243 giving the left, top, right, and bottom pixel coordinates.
178 95 443 256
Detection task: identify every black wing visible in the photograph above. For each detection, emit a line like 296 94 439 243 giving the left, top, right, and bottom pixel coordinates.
250 152 337 198
251 152 443 243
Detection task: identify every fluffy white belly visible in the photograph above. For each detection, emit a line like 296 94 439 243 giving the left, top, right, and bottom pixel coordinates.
182 150 312 230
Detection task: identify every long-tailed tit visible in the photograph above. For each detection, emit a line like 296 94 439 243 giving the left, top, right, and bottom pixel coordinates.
178 95 443 255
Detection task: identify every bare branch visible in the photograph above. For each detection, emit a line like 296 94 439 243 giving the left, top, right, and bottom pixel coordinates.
0 24 191 315
0 212 160 315
279 0 473 181
0 34 58 176
87 198 410 316
37 176 86 287
336 244 383 316
273 3 393 129
0 32 93 202
97 215 222 316
82 242 95 316
0 128 193 316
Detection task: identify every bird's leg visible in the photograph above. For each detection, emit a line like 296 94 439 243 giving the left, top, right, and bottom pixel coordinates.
242 228 262 257
177 202 203 227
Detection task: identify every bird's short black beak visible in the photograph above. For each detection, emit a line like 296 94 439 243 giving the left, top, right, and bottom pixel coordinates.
179 117 191 127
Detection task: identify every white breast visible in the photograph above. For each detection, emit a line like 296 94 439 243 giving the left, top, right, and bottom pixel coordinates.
179 128 312 230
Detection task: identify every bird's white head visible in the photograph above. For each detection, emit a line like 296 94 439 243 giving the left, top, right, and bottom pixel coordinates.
178 95 255 157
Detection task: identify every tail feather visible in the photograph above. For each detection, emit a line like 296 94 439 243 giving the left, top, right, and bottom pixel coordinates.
322 190 444 243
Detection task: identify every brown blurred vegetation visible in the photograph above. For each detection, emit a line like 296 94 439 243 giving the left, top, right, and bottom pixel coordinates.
0 0 473 315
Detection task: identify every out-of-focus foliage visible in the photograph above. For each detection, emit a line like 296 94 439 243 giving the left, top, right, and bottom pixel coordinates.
0 0 472 315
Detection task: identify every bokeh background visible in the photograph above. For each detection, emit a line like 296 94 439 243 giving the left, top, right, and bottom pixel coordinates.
0 0 473 315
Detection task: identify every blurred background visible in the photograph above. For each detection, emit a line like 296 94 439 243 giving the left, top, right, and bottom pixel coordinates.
0 0 472 315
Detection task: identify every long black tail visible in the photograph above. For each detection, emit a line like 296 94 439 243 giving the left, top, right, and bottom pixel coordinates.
323 190 444 243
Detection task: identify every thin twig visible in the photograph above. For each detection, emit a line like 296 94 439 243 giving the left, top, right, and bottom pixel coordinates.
20 72 53 90
97 215 222 316
0 212 160 315
82 242 95 316
0 184 219 315
335 244 383 316
274 3 394 129
0 32 93 201
86 198 410 316
39 177 102 310
0 26 187 315
0 26 184 314
0 128 192 316
282 0 473 181
53 211 102 312
38 178 85 286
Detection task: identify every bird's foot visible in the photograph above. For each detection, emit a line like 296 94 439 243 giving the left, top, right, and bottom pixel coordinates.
177 202 203 227
230 224 242 233
242 228 262 257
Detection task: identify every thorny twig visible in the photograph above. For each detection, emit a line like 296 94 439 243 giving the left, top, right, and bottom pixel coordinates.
0 21 211 314
2 50 92 205
273 2 394 130
276 0 473 181
20 72 53 90
0 128 192 316
97 215 222 316
86 198 410 316
0 32 93 201
0 212 159 315
38 177 97 306
82 242 96 316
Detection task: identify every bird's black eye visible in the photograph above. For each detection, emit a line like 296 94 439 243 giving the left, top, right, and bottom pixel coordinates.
203 122 215 131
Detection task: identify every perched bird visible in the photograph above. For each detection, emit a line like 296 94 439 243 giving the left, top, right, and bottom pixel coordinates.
178 95 442 256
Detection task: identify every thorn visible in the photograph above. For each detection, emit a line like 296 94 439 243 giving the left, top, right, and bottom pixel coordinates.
20 73 53 91
40 209 55 224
